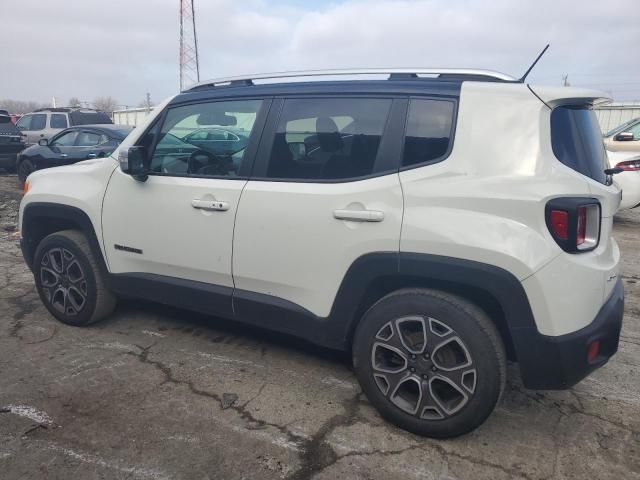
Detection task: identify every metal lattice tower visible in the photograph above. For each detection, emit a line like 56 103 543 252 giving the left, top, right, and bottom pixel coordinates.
179 0 200 91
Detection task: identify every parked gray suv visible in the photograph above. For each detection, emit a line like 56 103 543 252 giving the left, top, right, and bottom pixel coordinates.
15 108 113 146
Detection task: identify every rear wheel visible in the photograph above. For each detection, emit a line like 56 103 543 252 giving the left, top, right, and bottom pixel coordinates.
17 158 35 187
352 288 506 438
33 230 116 326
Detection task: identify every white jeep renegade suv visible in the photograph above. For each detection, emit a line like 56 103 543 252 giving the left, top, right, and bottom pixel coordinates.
18 69 624 438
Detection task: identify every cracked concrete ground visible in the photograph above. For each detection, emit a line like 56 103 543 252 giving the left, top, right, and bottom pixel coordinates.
0 173 639 480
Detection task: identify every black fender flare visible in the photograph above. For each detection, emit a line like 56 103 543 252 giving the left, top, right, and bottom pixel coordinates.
20 202 108 274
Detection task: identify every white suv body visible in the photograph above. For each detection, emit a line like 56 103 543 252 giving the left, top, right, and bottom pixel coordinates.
18 71 624 438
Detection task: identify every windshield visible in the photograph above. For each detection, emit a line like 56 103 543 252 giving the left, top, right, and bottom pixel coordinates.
551 106 607 184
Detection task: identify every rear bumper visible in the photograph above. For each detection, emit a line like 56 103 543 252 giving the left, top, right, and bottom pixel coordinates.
515 277 624 389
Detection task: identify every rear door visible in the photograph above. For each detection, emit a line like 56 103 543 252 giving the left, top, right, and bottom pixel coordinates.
232 96 405 318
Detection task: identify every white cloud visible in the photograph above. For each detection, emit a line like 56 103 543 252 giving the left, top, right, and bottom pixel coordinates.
1 0 638 105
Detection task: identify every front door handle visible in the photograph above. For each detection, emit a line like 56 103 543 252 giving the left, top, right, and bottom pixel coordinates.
333 209 384 222
60 153 68 158
191 199 230 211
87 153 97 159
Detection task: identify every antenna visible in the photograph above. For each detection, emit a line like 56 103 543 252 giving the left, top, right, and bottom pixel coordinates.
518 44 550 83
179 0 200 91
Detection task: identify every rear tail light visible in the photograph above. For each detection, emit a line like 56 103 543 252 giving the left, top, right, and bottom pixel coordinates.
545 198 600 253
614 159 640 171
549 210 569 239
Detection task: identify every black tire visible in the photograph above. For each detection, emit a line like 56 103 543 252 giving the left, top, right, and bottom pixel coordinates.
352 288 506 438
33 230 116 326
17 158 35 187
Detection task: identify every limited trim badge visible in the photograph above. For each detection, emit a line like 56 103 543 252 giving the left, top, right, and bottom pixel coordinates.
114 244 143 255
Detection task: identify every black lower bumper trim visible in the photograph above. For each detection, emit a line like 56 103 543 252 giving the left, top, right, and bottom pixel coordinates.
515 277 624 390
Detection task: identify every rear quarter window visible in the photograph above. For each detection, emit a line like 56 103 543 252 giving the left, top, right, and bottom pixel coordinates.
551 106 607 184
402 98 455 168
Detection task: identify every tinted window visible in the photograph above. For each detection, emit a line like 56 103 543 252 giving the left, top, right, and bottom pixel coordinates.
30 114 47 130
551 106 607 184
69 111 112 125
50 131 78 147
150 99 263 177
266 98 391 181
50 114 68 129
403 99 454 167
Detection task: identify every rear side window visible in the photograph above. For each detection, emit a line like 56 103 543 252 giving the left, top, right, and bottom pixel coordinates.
403 99 455 167
266 98 391 181
551 106 607 184
50 114 68 129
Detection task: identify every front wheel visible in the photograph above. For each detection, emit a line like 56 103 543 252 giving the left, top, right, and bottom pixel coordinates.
33 230 116 326
352 288 506 438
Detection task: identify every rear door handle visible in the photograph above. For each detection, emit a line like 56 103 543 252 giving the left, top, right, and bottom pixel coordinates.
87 153 97 159
60 154 68 158
333 209 384 222
191 199 230 211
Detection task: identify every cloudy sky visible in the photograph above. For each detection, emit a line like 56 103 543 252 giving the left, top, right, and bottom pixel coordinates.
1 0 639 107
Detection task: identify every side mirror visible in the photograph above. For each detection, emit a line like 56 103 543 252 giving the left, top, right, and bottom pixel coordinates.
118 146 148 181
614 132 634 142
38 138 48 146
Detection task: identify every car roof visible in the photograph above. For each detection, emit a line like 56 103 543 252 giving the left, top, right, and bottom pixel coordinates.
172 79 465 106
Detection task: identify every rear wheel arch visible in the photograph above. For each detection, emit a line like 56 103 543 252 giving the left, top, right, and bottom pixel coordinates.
331 253 532 361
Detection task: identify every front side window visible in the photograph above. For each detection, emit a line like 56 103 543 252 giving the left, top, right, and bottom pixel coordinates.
403 99 455 167
266 98 391 181
50 131 78 147
149 99 263 177
551 106 607 184
16 115 32 130
30 114 47 131
50 114 68 129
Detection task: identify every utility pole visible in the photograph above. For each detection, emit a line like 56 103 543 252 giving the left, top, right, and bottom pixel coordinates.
562 74 570 87
145 92 152 111
179 0 200 91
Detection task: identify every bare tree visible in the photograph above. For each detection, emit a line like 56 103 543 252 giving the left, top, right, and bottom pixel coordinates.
92 96 118 113
68 97 82 108
0 99 48 114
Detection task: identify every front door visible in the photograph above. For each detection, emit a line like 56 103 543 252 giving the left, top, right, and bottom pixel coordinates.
232 97 405 318
102 98 268 298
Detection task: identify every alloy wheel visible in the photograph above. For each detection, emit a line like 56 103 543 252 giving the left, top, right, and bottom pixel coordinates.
39 247 88 316
370 316 477 420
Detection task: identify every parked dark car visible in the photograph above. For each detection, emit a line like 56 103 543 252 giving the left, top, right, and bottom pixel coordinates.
17 124 133 185
0 113 26 172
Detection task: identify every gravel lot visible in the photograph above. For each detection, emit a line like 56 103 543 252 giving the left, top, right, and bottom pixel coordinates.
0 173 639 480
